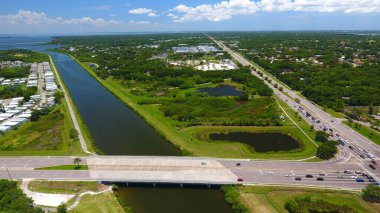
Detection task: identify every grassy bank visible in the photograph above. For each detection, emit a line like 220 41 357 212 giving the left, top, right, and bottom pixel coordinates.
238 185 379 213
70 191 125 213
184 126 316 159
343 121 380 146
67 53 317 159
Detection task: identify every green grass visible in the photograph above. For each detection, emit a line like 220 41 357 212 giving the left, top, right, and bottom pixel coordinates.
239 185 380 213
28 181 101 194
70 191 125 213
34 165 88 170
343 121 380 146
69 53 317 159
325 108 346 118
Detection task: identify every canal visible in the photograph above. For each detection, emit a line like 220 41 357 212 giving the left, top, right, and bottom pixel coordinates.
0 37 234 213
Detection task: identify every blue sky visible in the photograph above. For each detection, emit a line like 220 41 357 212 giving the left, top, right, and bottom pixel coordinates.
0 0 379 34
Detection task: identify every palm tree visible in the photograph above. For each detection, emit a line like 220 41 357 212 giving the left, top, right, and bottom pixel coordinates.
73 158 82 168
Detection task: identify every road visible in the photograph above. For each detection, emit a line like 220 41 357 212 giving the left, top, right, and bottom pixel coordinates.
209 36 380 175
49 56 93 155
0 156 378 190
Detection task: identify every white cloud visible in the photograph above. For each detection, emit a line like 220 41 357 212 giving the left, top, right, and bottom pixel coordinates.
0 10 120 26
259 0 380 13
171 0 380 22
129 20 150 24
172 0 258 22
129 8 159 17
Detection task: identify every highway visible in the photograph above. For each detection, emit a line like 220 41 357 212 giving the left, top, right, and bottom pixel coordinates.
209 36 380 178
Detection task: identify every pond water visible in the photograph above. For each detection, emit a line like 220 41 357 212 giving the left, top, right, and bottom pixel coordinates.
210 132 300 152
197 85 242 96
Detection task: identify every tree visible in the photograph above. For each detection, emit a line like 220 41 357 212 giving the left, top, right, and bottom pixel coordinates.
369 103 374 115
236 93 249 101
317 141 338 159
73 158 82 168
57 203 67 213
315 131 329 142
53 90 64 103
69 128 79 140
361 184 380 203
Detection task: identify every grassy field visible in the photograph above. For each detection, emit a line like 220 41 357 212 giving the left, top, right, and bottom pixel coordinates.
343 121 380 146
325 108 346 118
239 185 380 213
70 191 125 213
0 101 85 156
68 54 318 159
34 165 88 170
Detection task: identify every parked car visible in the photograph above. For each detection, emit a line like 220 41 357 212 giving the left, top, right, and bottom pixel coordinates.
369 164 376 170
356 178 365 182
295 177 302 181
316 177 324 181
371 160 378 165
305 174 313 178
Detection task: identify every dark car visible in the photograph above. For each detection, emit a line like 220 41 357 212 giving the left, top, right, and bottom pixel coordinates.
360 154 366 159
369 179 376 183
369 164 376 170
356 178 365 182
371 160 378 165
295 177 302 181
348 146 353 150
367 176 374 180
236 163 241 166
316 177 324 181
305 174 313 178
344 170 352 174
237 177 243 182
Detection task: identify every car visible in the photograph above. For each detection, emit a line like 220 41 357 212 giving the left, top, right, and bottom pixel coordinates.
360 154 366 159
344 170 352 174
371 160 378 165
338 175 344 179
305 174 313 178
369 179 376 183
348 146 353 150
316 177 324 181
372 182 380 186
350 176 358 179
236 163 241 166
237 177 243 182
361 173 369 177
369 164 376 170
319 172 327 176
356 178 365 182
367 176 374 180
201 162 207 165
295 177 302 181
355 171 362 174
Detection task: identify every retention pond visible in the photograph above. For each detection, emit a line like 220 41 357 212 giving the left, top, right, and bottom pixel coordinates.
210 132 300 152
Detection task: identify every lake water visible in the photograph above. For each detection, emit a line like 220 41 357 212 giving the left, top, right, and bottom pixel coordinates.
0 36 233 212
210 132 300 152
197 85 242 96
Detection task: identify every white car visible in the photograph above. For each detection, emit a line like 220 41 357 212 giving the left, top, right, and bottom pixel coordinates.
350 176 358 179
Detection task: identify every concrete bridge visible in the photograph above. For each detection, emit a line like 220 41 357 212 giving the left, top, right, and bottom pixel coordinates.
1 156 378 190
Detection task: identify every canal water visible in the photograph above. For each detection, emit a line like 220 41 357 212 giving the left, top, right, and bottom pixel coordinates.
210 132 300 152
0 36 234 213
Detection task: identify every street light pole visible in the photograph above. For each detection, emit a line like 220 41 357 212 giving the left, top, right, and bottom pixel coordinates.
3 166 11 180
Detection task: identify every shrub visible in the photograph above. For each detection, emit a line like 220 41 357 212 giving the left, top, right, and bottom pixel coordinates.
361 184 380 203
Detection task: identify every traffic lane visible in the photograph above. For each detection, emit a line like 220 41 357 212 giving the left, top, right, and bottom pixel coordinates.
232 170 369 189
0 157 86 168
0 170 91 179
218 160 361 171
